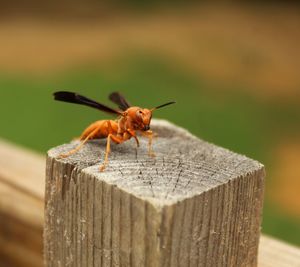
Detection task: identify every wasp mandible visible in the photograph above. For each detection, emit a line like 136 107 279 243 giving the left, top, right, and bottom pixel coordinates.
54 91 175 171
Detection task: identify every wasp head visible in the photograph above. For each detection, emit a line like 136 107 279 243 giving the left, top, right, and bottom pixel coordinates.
126 107 152 131
124 101 175 131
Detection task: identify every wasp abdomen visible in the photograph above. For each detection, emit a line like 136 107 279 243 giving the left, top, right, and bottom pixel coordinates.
79 120 118 140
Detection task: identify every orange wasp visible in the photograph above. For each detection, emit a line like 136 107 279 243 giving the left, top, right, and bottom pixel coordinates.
54 91 175 171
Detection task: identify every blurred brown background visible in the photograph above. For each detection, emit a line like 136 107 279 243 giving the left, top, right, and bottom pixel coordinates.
0 1 300 266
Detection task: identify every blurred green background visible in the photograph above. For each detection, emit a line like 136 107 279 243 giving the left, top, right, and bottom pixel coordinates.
0 2 300 246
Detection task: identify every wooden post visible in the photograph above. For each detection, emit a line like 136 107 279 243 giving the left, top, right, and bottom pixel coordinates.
44 119 265 267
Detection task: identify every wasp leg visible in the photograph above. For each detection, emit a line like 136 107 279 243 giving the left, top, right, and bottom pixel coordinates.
141 130 155 157
59 127 100 158
147 131 155 157
99 134 123 171
100 134 111 172
100 121 122 171
127 129 139 148
133 135 140 148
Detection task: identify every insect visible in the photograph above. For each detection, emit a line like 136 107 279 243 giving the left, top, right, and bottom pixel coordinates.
53 91 175 171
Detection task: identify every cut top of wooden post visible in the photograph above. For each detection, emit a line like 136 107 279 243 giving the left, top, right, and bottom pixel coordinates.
48 119 264 208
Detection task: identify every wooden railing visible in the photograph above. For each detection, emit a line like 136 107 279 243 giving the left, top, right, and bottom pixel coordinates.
0 139 44 267
1 126 300 266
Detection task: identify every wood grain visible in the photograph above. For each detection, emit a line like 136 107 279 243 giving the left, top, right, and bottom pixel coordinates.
44 119 265 266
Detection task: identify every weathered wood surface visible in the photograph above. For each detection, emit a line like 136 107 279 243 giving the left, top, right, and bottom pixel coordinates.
45 119 265 267
0 139 45 267
1 133 300 267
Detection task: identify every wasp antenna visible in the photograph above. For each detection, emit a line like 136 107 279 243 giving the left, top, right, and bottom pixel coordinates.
151 101 176 111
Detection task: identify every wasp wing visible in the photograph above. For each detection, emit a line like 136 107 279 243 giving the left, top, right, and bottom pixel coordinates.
109 92 131 111
54 91 121 115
